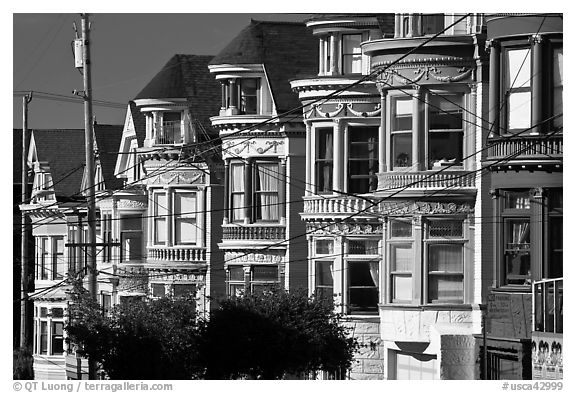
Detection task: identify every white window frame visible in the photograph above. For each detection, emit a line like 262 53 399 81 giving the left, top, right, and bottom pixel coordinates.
344 237 380 315
34 305 66 356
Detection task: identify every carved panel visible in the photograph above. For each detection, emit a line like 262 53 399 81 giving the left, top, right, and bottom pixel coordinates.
306 222 383 236
225 250 284 264
222 138 285 159
148 170 205 185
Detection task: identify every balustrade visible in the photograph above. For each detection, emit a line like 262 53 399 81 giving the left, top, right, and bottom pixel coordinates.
222 225 286 240
147 246 206 262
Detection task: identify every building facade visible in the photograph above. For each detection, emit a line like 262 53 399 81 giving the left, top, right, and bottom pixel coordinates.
481 14 563 380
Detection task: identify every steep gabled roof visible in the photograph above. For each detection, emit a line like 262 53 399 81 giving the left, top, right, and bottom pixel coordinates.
134 54 221 129
209 20 319 114
94 124 124 191
31 129 86 201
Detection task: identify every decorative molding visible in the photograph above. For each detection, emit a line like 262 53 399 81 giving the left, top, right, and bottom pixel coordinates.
378 201 474 215
234 140 256 155
256 140 284 154
225 251 284 264
149 272 205 282
116 199 147 210
306 222 383 236
148 170 205 185
314 103 345 118
346 102 382 117
485 39 500 53
530 34 544 45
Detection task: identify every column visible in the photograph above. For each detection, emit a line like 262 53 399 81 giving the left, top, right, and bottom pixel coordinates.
490 189 502 287
330 34 337 74
197 187 205 248
223 161 229 224
244 158 252 224
412 215 422 302
487 39 501 137
279 158 286 225
221 81 227 110
333 119 344 192
319 38 325 75
531 35 544 135
166 187 173 247
531 187 544 279
378 85 387 173
305 121 312 196
413 87 424 171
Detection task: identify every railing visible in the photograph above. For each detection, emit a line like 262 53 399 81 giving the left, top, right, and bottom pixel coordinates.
147 246 206 262
533 277 563 334
302 196 379 216
155 121 182 145
222 225 286 241
486 134 563 162
377 170 476 191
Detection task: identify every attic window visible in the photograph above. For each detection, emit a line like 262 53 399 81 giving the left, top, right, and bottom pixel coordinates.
32 171 54 202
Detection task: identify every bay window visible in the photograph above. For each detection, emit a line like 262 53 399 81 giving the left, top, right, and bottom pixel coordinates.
316 129 333 193
386 218 468 305
120 215 143 263
151 189 200 246
342 34 362 74
348 126 378 193
227 160 281 223
504 48 532 131
36 236 65 280
35 306 65 356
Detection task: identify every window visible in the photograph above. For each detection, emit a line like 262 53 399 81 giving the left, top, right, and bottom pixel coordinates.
226 265 279 296
346 239 380 314
239 79 258 114
348 126 378 193
504 48 532 130
546 189 562 278
120 215 143 262
101 212 113 263
421 14 445 35
386 218 468 304
156 112 182 144
390 351 438 380
315 239 334 255
228 161 281 223
68 223 87 275
227 266 246 297
173 283 196 298
251 266 279 294
428 95 463 169
32 171 54 202
174 192 197 244
391 97 413 169
552 47 563 130
151 283 166 298
153 192 168 245
503 218 531 285
253 163 279 222
315 261 334 301
230 163 245 223
36 236 65 280
101 293 112 315
35 306 65 356
342 34 362 74
316 129 333 193
320 34 333 74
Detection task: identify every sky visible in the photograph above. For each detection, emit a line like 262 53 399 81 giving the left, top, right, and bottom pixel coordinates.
13 13 309 130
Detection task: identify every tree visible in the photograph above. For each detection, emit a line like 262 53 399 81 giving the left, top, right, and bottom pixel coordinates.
201 289 358 379
66 285 203 379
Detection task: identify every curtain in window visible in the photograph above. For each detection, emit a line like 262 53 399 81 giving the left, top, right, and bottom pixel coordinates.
319 131 333 193
428 244 463 272
369 261 379 287
231 165 245 221
255 163 279 221
511 221 530 245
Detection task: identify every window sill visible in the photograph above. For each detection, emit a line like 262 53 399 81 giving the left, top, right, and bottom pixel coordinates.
379 303 473 311
489 285 532 294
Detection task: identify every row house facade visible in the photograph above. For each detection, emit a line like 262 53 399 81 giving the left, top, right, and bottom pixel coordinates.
208 21 317 297
20 125 123 379
293 13 489 379
481 14 563 380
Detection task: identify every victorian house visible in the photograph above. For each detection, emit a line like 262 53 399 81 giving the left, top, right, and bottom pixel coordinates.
481 14 563 380
209 21 317 297
293 13 489 379
20 124 122 379
114 54 225 316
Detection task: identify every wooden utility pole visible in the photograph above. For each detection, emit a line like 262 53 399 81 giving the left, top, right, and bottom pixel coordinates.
20 92 32 349
80 13 97 379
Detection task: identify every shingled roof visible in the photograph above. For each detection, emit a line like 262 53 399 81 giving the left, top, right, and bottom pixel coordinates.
134 54 221 130
31 125 123 201
31 129 86 201
209 20 319 114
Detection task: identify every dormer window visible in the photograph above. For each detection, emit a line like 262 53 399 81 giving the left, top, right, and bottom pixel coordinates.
220 78 261 115
421 14 445 35
156 111 182 144
32 171 54 202
342 34 362 74
239 78 259 114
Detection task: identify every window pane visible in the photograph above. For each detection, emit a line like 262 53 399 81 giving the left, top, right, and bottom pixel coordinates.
393 275 412 302
240 79 258 114
548 216 562 279
504 190 531 209
151 283 165 297
392 133 412 169
428 244 463 272
428 220 463 238
507 49 531 89
228 266 245 281
175 218 196 244
231 164 245 221
390 220 412 237
316 129 333 193
342 34 362 74
253 266 278 281
120 215 142 231
349 239 379 255
51 322 64 355
393 99 413 131
316 261 334 301
316 239 334 255
504 219 530 285
173 284 196 298
429 131 463 168
429 95 463 130
51 308 64 318
348 127 378 193
255 163 279 221
391 244 413 272
348 261 378 312
428 275 463 303
553 48 563 129
395 352 437 380
421 14 445 36
508 91 532 129
154 218 167 244
40 321 47 354
154 193 168 215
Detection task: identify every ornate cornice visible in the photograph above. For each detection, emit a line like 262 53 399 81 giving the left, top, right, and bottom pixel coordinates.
147 170 206 185
306 222 383 236
224 250 284 264
379 66 473 85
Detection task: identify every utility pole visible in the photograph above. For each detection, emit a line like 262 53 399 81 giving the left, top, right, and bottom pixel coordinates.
20 92 32 349
79 13 97 379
